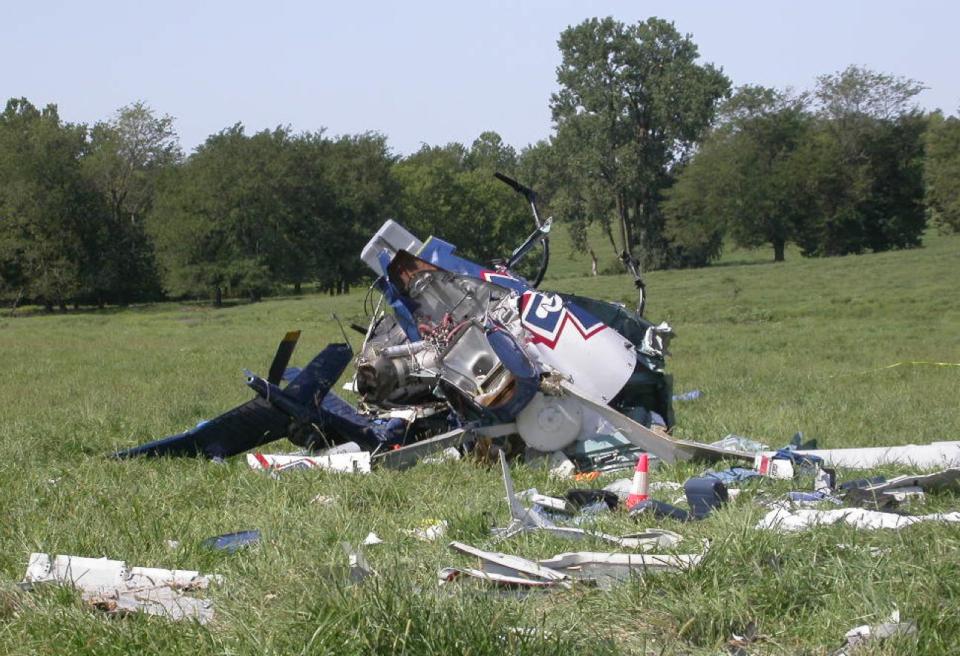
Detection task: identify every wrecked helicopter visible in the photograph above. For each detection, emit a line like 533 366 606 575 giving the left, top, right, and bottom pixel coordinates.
115 174 748 470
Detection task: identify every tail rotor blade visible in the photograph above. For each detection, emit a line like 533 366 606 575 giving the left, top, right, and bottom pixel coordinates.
268 330 301 385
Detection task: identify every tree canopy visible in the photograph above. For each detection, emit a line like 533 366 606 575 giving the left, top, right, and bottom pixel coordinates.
550 17 730 271
1 20 955 311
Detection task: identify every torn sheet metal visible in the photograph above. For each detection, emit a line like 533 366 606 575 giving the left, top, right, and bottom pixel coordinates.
536 550 705 578
842 469 960 509
448 541 570 583
492 451 681 549
22 554 219 623
759 441 960 469
757 507 960 532
247 451 371 473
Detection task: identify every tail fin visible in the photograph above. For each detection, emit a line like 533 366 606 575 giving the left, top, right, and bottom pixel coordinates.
268 330 301 384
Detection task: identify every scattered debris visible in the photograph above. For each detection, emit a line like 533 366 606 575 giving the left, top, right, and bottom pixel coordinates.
567 433 650 474
448 541 570 585
672 389 702 402
21 553 219 624
842 468 960 509
311 494 337 506
727 621 766 655
536 549 705 579
629 499 691 522
603 478 682 501
362 532 384 546
420 447 462 464
564 489 619 511
526 450 577 479
701 467 761 485
711 434 768 454
202 530 261 552
785 491 843 506
684 477 728 519
492 452 681 549
342 542 375 584
835 609 917 655
246 452 371 474
440 541 707 590
405 520 448 542
755 454 795 479
438 566 567 589
757 507 960 532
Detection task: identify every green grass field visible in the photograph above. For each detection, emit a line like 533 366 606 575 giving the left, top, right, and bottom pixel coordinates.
1 233 959 655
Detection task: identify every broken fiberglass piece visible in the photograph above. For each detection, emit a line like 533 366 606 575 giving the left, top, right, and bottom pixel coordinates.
22 553 219 624
758 441 960 469
756 507 960 532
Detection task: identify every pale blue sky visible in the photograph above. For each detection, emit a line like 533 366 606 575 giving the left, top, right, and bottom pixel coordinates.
3 0 957 155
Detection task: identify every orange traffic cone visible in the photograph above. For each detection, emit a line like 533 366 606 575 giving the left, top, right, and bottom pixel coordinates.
625 453 650 510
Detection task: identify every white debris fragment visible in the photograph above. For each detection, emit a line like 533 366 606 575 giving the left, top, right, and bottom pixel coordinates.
757 507 960 532
311 494 337 506
838 609 917 654
421 447 462 464
22 553 220 623
405 520 448 542
758 441 960 469
362 532 384 546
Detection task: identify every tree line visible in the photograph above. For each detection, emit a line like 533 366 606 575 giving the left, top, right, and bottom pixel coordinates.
2 16 958 311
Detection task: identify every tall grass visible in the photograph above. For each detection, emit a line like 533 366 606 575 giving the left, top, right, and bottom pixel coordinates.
0 234 957 654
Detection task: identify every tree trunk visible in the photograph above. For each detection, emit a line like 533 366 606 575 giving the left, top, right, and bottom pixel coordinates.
294 281 301 294
214 287 223 307
9 288 23 317
773 238 786 262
